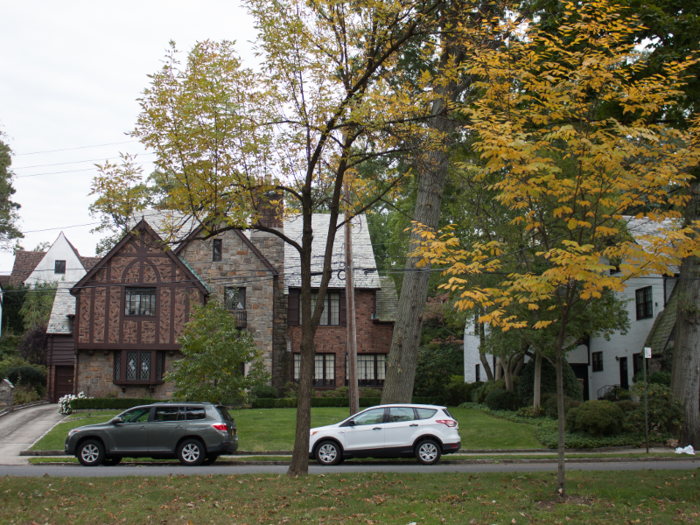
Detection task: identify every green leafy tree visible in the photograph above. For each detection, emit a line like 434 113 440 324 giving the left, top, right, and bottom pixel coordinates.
0 134 23 251
167 302 269 405
19 281 57 330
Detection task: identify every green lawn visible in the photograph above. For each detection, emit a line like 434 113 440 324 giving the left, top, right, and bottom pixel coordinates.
33 407 543 452
1 470 697 524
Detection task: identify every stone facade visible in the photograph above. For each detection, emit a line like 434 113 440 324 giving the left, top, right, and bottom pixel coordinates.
177 227 288 389
76 351 179 399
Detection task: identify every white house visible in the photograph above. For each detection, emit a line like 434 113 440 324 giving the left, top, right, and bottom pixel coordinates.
25 232 97 287
463 217 677 401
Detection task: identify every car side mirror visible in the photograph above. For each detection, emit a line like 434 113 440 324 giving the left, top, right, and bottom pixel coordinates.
110 417 123 425
348 419 356 427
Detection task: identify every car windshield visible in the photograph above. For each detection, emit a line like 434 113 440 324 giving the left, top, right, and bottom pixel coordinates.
120 408 151 423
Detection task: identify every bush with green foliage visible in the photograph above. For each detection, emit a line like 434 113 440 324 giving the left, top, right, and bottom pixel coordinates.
518 357 583 402
484 389 522 411
167 302 270 405
250 385 278 399
13 384 40 405
5 366 47 397
71 397 156 410
472 379 506 403
632 370 672 386
360 387 382 398
412 342 464 398
442 381 481 406
535 426 641 449
320 386 349 398
542 394 582 419
0 355 33 380
626 382 683 435
565 400 624 436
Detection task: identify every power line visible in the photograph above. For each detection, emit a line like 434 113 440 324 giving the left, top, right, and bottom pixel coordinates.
22 222 101 234
13 140 140 157
13 153 156 171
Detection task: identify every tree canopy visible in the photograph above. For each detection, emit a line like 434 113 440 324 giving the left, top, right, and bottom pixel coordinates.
0 135 23 252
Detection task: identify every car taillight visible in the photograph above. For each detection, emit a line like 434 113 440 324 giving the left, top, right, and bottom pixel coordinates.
435 419 457 428
212 423 228 432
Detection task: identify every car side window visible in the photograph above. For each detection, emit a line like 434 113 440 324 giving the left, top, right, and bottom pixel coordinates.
185 407 206 420
154 406 180 422
415 408 437 420
121 408 151 423
352 408 385 426
388 407 414 423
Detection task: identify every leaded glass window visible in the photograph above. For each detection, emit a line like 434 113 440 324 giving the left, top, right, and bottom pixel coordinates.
114 352 121 381
126 352 137 381
125 287 156 316
140 352 151 381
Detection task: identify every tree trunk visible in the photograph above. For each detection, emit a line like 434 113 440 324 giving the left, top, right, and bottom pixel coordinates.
495 357 503 381
381 104 459 404
556 343 566 496
533 350 543 409
671 182 700 448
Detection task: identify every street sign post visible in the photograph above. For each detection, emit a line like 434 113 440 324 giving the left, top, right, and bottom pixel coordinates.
643 347 651 453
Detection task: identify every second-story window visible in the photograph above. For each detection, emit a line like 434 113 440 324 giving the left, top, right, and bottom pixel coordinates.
307 292 341 326
125 287 156 316
635 286 653 320
213 239 222 262
54 260 66 274
224 287 246 310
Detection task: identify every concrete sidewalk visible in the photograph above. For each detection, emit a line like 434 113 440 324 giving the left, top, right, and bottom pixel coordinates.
0 404 65 465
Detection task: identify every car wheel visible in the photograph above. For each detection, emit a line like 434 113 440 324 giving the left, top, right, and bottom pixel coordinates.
77 439 105 467
177 439 205 466
203 454 219 466
102 457 122 466
415 439 441 465
315 440 342 466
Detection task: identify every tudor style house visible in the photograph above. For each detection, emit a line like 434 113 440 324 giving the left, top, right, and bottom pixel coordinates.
47 210 397 400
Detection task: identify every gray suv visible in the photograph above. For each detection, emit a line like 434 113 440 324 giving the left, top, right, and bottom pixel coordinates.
65 403 238 466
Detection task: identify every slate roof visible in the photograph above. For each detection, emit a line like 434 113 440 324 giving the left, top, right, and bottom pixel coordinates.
624 216 680 273
130 209 199 244
283 214 381 291
7 250 46 287
47 281 76 335
79 257 101 271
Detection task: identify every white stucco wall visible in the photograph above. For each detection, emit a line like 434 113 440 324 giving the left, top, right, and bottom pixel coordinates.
587 275 664 399
25 232 87 287
464 318 491 382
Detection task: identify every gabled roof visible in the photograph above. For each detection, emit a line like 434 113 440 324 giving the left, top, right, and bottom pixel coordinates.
283 214 381 290
7 250 46 287
70 219 210 297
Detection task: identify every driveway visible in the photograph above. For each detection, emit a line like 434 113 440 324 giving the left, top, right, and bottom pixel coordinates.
0 404 65 465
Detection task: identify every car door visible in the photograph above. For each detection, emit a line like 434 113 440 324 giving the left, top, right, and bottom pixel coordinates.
147 406 186 454
342 408 386 453
383 407 419 452
108 407 151 454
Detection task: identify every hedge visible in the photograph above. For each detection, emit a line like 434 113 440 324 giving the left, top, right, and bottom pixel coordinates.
535 427 643 449
71 398 157 410
252 396 438 409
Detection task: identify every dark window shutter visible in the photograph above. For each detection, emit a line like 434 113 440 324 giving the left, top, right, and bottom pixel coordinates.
339 290 346 326
288 289 300 326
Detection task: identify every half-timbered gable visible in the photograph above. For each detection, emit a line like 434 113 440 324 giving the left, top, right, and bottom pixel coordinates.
71 220 209 398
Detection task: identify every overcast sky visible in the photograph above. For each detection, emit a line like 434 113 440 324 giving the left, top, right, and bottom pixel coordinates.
0 1 258 274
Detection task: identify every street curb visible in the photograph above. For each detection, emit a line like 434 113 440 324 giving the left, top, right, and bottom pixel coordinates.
27 456 698 467
0 401 49 419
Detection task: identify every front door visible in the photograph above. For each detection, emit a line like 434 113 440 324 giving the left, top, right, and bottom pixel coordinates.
343 408 386 453
54 366 74 401
619 357 629 390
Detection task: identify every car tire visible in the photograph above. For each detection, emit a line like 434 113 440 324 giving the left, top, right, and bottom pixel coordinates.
203 454 219 466
415 439 441 465
102 457 122 466
315 440 342 466
77 439 105 467
177 439 206 466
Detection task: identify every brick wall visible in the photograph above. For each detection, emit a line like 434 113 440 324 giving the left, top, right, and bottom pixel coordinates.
287 289 394 387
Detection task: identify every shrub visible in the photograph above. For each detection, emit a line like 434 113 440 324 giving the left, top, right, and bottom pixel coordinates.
251 385 278 399
565 400 624 436
484 389 522 411
632 370 672 386
614 399 639 414
5 366 47 397
541 394 581 419
626 382 683 435
443 381 480 406
13 384 40 405
71 397 156 410
282 382 297 399
472 379 506 403
518 357 583 402
515 405 543 418
412 343 464 398
360 388 382 398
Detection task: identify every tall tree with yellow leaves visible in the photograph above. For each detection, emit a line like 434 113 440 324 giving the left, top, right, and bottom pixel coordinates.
412 0 700 495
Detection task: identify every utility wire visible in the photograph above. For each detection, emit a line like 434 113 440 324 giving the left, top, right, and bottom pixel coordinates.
13 140 140 156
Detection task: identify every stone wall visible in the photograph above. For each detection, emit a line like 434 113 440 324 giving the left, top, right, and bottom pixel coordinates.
75 351 179 399
0 379 14 407
287 289 394 387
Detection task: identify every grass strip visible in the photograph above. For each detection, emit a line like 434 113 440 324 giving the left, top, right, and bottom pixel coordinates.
32 407 544 452
1 470 697 524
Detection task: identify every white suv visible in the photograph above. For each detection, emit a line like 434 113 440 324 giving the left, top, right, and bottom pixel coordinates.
309 404 461 466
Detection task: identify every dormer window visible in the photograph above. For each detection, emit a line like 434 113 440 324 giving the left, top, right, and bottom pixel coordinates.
55 260 66 274
213 239 222 262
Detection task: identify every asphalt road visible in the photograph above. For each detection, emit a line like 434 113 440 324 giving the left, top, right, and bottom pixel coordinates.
0 404 65 465
2 459 698 477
